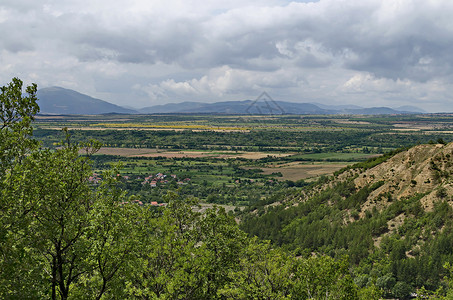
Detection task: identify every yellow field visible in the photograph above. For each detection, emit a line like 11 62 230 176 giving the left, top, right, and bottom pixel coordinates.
89 123 250 131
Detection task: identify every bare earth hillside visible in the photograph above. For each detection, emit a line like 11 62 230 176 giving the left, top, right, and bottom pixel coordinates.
354 143 453 214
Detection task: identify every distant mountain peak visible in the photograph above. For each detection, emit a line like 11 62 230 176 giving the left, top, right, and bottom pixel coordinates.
37 87 137 115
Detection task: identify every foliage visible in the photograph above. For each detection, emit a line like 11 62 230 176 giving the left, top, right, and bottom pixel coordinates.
241 176 453 298
0 79 135 299
219 239 358 300
7 77 453 299
1 78 361 299
0 77 39 178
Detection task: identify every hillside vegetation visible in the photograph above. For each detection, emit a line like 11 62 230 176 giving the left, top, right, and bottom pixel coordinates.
241 142 453 298
4 78 453 299
0 81 371 299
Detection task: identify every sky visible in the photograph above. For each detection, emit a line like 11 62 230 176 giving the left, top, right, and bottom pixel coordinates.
1 0 453 112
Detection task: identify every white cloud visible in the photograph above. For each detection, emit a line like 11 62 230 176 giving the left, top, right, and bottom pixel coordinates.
2 0 453 111
138 65 305 104
342 73 412 94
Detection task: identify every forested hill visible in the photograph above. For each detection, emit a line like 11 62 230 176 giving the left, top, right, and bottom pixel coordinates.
241 142 453 298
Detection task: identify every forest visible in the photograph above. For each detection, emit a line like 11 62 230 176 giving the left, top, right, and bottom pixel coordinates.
3 78 453 299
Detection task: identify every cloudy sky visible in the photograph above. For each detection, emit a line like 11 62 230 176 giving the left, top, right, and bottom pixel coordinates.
1 0 453 112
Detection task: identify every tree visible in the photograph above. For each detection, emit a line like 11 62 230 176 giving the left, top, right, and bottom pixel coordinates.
24 144 96 299
1 135 136 299
392 281 412 299
219 238 294 299
292 255 358 300
125 192 247 299
0 78 42 298
0 78 39 178
219 240 359 300
0 79 136 299
71 165 141 299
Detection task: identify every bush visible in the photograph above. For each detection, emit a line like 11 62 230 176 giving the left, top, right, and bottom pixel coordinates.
392 281 412 299
436 187 448 199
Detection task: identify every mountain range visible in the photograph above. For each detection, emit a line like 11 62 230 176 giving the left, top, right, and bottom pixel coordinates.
37 87 136 115
36 86 427 115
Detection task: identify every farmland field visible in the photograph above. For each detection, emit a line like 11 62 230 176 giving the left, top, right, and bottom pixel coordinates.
257 163 348 181
93 147 293 159
33 113 453 206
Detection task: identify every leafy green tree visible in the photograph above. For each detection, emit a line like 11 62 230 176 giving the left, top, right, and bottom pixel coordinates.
292 255 358 300
0 79 136 299
25 144 97 299
0 78 42 298
219 237 294 299
392 281 412 299
376 273 396 297
0 77 39 167
2 137 137 299
357 284 383 300
126 192 247 299
220 240 358 300
69 165 142 299
439 262 453 300
198 205 248 296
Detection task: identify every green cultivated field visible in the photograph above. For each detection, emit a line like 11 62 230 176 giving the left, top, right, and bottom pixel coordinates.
32 113 453 206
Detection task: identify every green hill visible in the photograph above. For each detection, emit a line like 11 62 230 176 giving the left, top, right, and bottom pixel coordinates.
240 142 453 297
